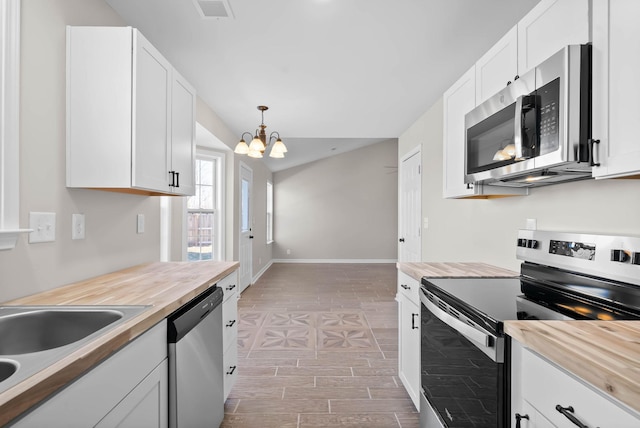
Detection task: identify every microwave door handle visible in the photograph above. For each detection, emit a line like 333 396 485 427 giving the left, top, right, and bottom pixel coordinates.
421 292 491 347
514 95 525 159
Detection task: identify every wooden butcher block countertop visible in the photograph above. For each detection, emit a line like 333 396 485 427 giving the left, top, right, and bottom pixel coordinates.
397 262 518 280
0 260 238 426
505 320 640 415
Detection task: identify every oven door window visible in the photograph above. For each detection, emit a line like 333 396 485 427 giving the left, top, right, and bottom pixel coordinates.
421 304 506 428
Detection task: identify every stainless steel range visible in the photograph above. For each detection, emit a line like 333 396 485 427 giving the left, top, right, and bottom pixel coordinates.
419 229 640 428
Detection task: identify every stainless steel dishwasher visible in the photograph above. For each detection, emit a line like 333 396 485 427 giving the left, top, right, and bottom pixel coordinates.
168 286 224 428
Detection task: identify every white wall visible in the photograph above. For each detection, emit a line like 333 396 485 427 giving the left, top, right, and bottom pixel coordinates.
0 0 161 302
399 98 640 272
273 140 398 261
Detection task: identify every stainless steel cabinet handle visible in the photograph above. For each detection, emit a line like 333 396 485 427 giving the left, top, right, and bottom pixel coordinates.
421 292 491 347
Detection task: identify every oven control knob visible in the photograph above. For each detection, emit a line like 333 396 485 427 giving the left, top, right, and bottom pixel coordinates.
526 239 539 249
632 252 640 265
517 238 527 247
611 249 630 263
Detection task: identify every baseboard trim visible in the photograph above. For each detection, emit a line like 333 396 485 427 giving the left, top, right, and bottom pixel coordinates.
252 260 273 284
271 259 397 264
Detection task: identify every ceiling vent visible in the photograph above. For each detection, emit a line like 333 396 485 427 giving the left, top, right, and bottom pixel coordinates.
193 0 234 19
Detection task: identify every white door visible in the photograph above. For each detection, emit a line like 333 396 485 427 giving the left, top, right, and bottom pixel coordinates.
238 163 253 292
399 148 421 262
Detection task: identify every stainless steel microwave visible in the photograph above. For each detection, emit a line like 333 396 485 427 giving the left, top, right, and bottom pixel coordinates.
464 44 593 187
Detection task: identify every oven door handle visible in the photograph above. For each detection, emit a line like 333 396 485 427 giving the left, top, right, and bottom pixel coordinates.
421 292 491 347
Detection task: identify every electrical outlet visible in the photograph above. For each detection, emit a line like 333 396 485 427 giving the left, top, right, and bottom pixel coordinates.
137 214 145 234
29 212 56 243
72 214 85 240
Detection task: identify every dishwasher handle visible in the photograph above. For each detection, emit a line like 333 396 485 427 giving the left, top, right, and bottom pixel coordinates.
168 286 224 343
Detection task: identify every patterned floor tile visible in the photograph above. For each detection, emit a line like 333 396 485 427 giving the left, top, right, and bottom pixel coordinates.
318 328 378 351
253 326 315 350
318 312 368 328
265 311 315 327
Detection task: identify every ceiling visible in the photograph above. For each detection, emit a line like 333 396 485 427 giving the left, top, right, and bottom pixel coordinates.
105 0 540 171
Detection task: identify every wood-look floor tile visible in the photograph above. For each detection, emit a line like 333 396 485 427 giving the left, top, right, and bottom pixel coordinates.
226 263 418 427
237 366 277 376
221 413 298 428
369 387 413 400
329 399 417 414
352 367 397 376
396 413 421 428
234 376 315 388
283 386 370 400
228 386 284 399
234 399 329 414
297 357 370 368
276 366 352 377
299 413 400 427
316 376 398 388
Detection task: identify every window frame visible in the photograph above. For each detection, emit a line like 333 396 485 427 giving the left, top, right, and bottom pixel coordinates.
266 180 273 244
186 151 224 262
0 0 28 250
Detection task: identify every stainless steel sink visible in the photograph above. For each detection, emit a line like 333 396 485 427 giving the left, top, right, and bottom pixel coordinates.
0 305 149 394
0 360 17 383
0 309 124 354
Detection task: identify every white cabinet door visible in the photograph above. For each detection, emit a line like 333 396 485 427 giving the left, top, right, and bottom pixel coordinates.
132 30 172 193
397 292 420 410
15 322 168 427
96 359 168 428
443 66 477 199
517 0 590 75
475 26 519 105
169 71 196 196
520 348 640 428
592 0 640 179
66 26 195 196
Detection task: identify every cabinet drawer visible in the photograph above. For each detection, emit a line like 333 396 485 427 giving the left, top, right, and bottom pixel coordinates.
223 297 238 352
218 271 238 301
521 349 640 427
397 270 419 304
223 344 238 400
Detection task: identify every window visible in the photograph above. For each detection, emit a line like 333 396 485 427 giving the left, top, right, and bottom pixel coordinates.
0 0 26 250
187 154 222 261
266 181 273 243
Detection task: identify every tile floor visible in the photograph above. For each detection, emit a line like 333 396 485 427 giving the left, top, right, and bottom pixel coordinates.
221 263 419 428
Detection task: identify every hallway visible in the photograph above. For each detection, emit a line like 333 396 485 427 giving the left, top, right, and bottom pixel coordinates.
221 263 419 428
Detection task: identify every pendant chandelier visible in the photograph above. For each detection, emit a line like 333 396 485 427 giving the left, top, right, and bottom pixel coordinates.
234 105 288 158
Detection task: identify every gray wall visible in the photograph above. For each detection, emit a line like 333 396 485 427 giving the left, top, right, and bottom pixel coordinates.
399 98 640 272
273 140 398 261
0 0 162 302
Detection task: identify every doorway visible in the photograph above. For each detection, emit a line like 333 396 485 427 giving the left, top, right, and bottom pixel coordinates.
399 147 421 262
239 162 253 292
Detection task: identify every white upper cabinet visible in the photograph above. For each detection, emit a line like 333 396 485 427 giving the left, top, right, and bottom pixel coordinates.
591 0 640 179
443 66 477 199
442 0 591 199
475 26 519 105
443 67 527 199
67 26 195 196
517 0 590 75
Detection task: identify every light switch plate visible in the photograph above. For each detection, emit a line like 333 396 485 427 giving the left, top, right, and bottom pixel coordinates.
29 212 56 243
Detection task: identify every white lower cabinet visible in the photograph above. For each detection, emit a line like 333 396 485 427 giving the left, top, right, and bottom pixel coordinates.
511 342 640 427
218 271 239 399
14 321 168 428
396 270 420 410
